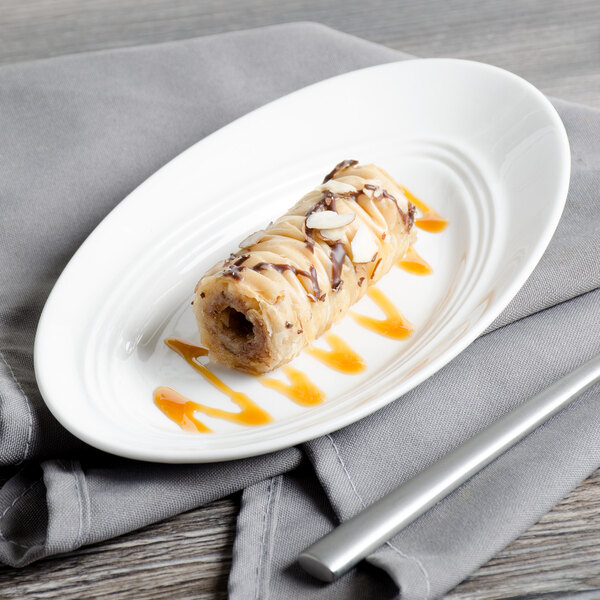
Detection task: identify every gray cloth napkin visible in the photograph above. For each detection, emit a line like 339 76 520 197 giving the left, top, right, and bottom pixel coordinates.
0 21 599 600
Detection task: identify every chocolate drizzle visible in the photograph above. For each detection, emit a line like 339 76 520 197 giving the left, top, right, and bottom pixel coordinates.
252 262 325 302
223 255 249 280
304 185 363 249
363 184 412 227
407 203 416 228
320 162 411 231
305 190 339 219
304 190 343 250
363 183 382 197
370 257 383 280
322 159 358 183
330 242 348 291
222 162 415 307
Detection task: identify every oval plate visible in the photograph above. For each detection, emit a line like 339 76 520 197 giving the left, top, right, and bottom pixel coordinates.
34 59 570 463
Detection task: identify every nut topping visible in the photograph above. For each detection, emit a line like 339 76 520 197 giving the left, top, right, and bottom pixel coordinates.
319 227 347 242
362 182 384 199
350 224 379 263
239 229 266 249
318 180 358 194
306 210 355 230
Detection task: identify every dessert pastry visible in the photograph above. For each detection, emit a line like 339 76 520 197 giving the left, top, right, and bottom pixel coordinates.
193 160 416 374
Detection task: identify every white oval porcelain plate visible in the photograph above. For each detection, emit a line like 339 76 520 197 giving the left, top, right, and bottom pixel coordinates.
35 59 570 463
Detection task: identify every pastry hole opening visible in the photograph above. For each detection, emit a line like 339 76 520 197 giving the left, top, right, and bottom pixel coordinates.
220 307 254 340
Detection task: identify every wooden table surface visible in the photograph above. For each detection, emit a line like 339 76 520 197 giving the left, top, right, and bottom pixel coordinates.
1 1 599 598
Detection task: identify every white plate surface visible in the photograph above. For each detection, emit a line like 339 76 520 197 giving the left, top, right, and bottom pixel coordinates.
34 59 570 463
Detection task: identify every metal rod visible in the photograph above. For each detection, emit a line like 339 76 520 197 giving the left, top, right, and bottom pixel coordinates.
298 353 600 582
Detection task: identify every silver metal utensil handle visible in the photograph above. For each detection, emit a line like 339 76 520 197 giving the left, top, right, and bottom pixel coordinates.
298 353 600 582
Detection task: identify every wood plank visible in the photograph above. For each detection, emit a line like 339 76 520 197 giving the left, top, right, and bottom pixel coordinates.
0 0 598 107
0 496 238 599
2 470 600 598
449 469 600 598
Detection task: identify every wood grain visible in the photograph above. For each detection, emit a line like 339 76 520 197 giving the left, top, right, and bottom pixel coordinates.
1 1 599 598
0 0 599 108
0 496 239 600
3 471 600 599
449 469 600 599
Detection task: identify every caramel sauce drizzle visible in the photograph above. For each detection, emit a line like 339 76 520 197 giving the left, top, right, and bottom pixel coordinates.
260 366 325 406
157 285 413 431
351 287 413 339
154 338 272 431
306 333 366 374
402 186 448 233
397 247 433 275
154 168 451 434
154 387 213 433
165 337 209 361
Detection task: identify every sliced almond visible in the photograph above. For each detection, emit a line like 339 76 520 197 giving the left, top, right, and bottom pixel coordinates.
318 180 357 194
350 224 379 263
362 179 384 199
319 227 347 242
239 229 265 249
363 186 383 199
306 211 355 230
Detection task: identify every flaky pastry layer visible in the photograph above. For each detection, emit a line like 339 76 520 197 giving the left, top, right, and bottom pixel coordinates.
193 161 416 374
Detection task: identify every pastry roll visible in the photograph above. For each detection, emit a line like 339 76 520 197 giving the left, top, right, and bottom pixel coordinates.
193 160 416 374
